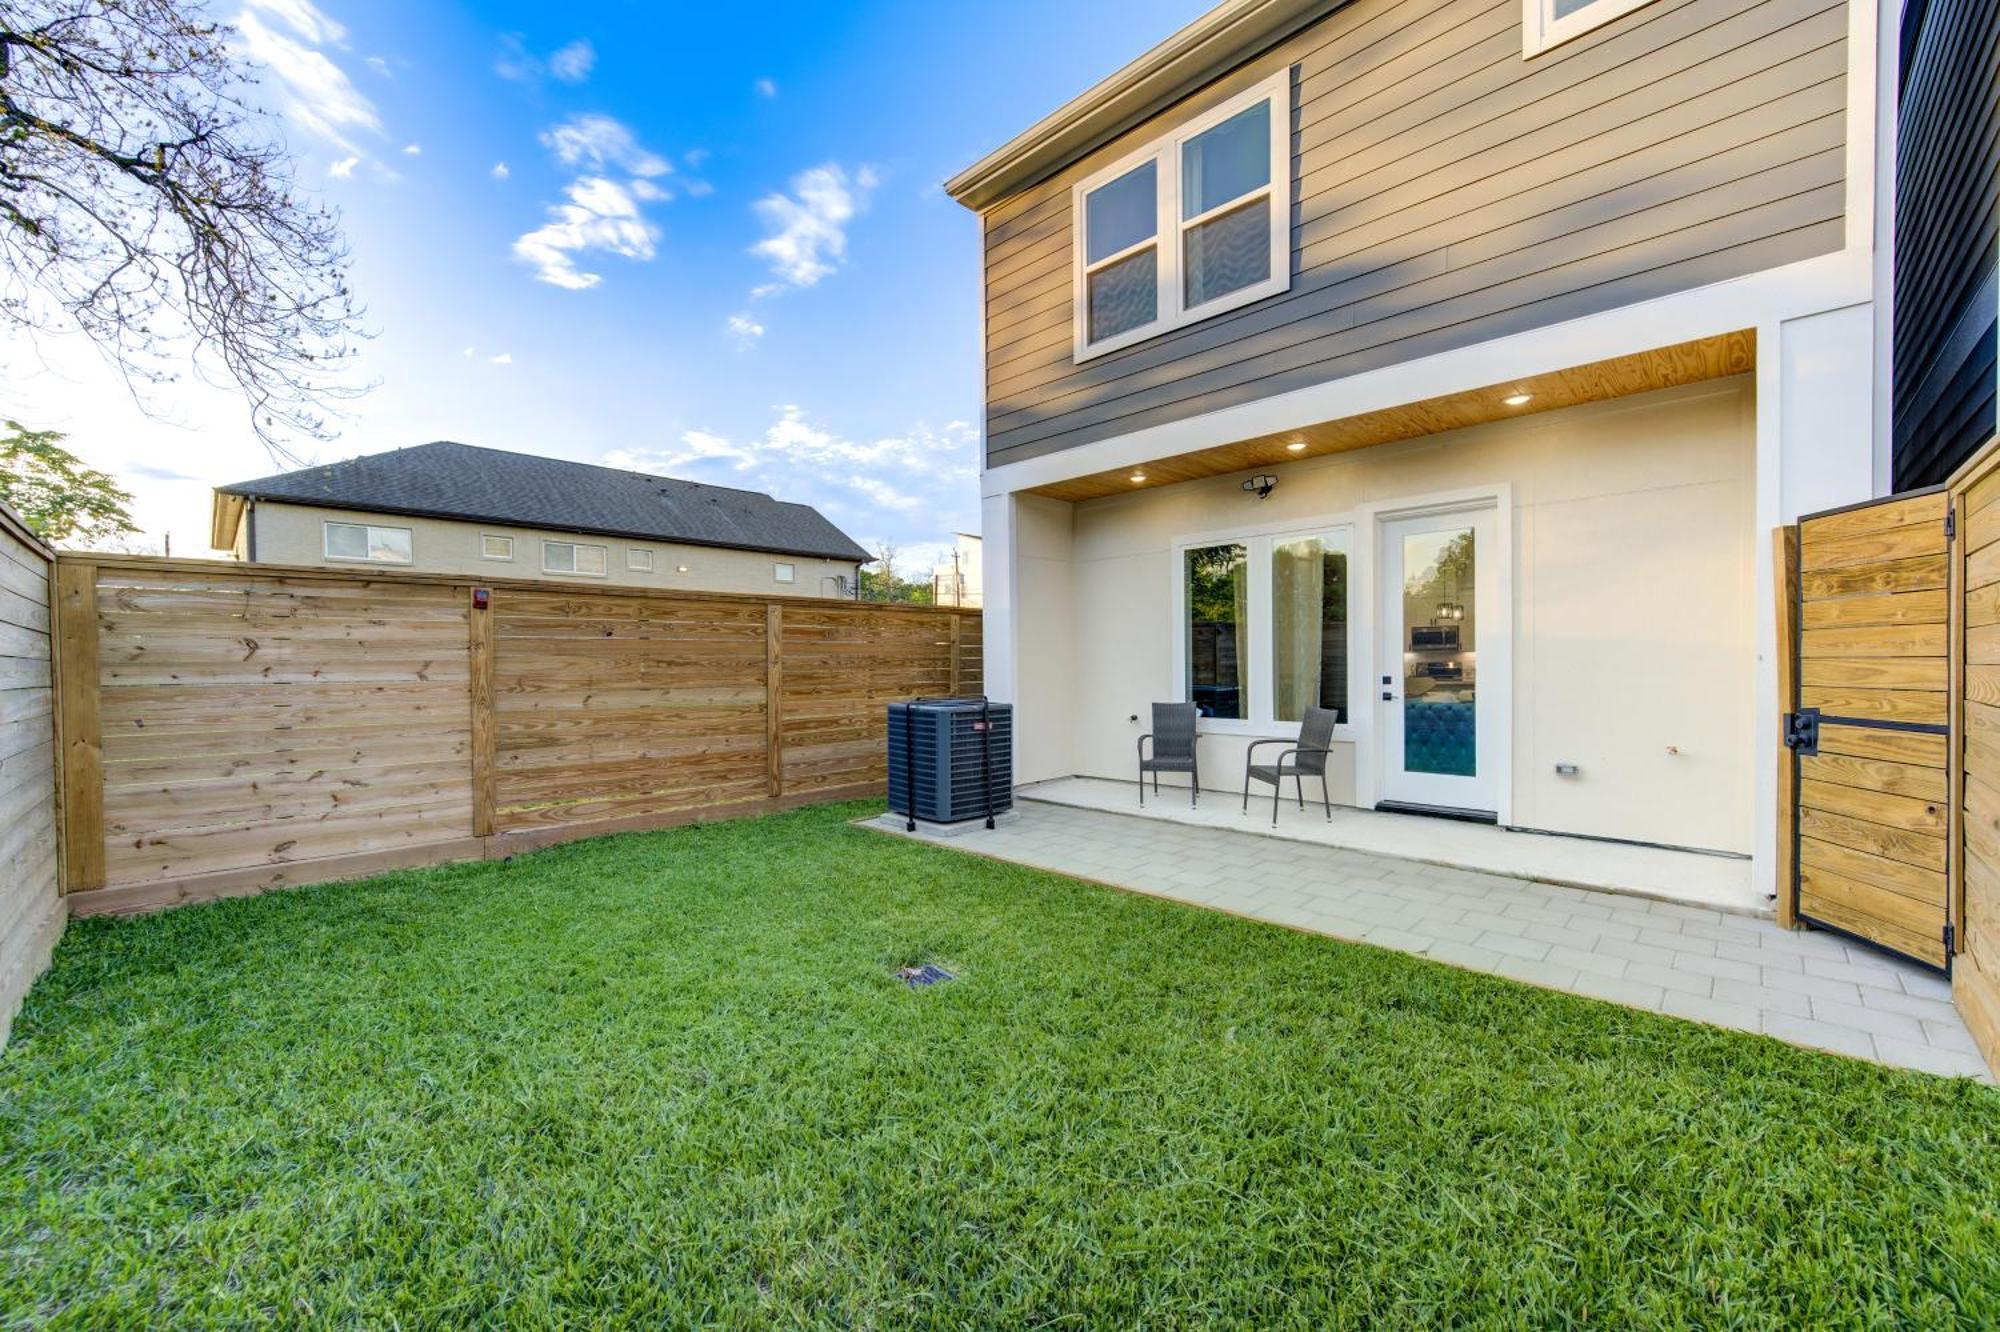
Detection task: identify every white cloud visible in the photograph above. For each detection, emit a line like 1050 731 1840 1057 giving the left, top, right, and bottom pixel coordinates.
514 116 679 290
234 6 380 151
684 148 712 169
725 313 764 348
512 176 658 290
488 352 513 365
402 142 422 156
549 39 596 83
749 164 877 289
244 0 345 45
327 155 359 179
605 407 977 553
364 54 391 77
462 346 475 357
491 161 511 180
753 77 777 98
685 179 714 198
540 114 670 178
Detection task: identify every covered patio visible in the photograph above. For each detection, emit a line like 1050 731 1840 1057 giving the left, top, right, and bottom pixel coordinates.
874 792 1991 1081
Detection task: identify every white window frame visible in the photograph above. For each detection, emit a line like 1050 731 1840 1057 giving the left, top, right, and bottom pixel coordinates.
1071 69 1292 363
1169 516 1355 739
773 561 796 584
541 539 608 578
480 534 515 562
627 547 654 572
322 520 413 565
1522 0 1657 56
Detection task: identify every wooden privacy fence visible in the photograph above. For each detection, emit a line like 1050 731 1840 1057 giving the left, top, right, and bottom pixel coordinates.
54 556 982 915
1776 433 2000 1073
0 503 62 1044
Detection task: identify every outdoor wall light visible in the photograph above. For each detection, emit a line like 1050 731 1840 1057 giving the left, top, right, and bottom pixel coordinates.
1243 474 1279 499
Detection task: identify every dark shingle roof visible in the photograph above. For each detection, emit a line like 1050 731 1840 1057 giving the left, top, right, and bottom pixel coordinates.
219 442 871 563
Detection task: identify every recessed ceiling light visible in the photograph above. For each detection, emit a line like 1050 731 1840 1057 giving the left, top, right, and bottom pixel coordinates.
1129 472 1148 484
1286 441 1307 452
1503 391 1533 407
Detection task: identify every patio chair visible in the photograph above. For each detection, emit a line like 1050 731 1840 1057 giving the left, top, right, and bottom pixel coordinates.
1137 702 1201 807
1242 706 1339 826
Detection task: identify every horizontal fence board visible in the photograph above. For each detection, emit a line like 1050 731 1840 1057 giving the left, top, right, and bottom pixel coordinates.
56 556 982 906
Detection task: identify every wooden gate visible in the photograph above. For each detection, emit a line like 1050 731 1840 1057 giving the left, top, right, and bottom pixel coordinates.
1788 490 1954 970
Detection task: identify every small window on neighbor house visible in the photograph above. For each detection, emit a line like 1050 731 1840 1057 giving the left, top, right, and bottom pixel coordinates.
324 521 412 564
1522 0 1658 55
481 534 514 561
627 548 654 572
773 561 796 584
543 540 607 576
1072 70 1290 361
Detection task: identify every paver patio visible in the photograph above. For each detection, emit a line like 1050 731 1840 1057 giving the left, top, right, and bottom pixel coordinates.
877 796 1992 1081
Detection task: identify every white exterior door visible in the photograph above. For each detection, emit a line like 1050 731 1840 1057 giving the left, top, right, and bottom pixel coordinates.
1377 505 1501 816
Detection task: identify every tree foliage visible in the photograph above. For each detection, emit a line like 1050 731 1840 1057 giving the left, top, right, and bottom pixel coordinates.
0 0 362 455
0 418 137 544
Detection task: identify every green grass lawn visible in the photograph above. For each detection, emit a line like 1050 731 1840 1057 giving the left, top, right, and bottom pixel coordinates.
3 802 1997 1328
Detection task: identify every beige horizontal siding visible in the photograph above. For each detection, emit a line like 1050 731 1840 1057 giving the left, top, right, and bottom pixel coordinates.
982 0 1848 467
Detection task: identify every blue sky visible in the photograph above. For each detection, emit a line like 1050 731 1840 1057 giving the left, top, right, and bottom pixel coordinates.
3 0 1211 567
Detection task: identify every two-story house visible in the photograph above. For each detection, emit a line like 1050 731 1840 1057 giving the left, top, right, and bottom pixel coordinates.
210 442 871 599
949 0 1990 906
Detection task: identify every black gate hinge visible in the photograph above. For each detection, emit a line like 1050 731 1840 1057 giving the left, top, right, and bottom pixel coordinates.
1945 922 1957 954
1783 707 1821 756
1946 508 1957 541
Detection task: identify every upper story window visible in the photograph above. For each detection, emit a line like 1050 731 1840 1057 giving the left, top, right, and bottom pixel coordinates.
543 540 607 577
480 534 514 561
1522 0 1658 56
1073 70 1291 362
324 521 412 565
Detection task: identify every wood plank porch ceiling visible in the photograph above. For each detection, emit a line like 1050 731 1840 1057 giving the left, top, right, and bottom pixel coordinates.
1024 330 1756 503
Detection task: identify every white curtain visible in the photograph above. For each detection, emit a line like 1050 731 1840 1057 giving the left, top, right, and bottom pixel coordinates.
1272 539 1324 721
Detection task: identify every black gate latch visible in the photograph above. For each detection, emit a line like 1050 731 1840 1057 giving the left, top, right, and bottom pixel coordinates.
1783 708 1820 756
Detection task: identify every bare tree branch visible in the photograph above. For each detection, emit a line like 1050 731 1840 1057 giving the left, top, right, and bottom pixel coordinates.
0 0 364 460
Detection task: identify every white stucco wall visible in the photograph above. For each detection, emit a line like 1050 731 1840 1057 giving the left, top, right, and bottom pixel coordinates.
1041 377 1760 854
241 502 862 598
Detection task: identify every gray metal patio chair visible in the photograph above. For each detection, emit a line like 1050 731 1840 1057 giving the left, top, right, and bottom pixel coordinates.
1137 702 1201 807
1243 706 1339 825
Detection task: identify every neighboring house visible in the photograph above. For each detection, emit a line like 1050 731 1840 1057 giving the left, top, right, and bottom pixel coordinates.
931 533 984 608
948 0 1996 904
210 442 870 598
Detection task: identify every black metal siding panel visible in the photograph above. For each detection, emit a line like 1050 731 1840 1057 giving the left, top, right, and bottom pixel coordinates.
981 0 1849 469
1891 0 2000 490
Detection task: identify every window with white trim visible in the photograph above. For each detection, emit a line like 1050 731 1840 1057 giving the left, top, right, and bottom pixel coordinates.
1178 526 1349 731
1521 0 1658 56
1073 70 1291 361
773 561 796 584
542 540 607 577
627 548 654 572
480 534 514 561
323 521 412 565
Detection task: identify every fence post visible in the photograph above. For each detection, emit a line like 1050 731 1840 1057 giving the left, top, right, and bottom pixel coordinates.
950 614 964 696
766 603 784 798
53 561 104 894
1773 526 1798 930
468 585 496 839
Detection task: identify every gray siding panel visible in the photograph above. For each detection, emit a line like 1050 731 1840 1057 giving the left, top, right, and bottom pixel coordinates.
982 0 1849 468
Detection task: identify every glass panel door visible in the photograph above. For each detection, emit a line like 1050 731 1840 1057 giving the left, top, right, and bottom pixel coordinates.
1378 506 1499 814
